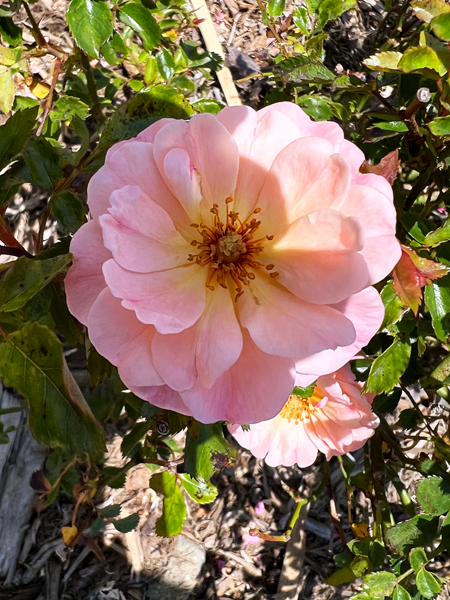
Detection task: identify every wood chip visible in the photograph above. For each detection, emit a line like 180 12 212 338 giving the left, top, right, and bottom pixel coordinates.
190 0 241 106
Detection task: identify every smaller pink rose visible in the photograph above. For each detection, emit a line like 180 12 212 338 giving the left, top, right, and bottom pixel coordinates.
229 364 379 469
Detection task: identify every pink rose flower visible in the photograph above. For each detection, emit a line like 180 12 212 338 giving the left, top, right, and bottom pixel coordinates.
229 364 379 468
65 103 400 424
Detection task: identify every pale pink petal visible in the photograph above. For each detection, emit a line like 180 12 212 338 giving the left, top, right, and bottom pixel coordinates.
256 138 351 237
341 184 401 283
100 185 188 273
128 384 193 415
239 276 356 359
103 260 206 334
295 286 384 381
353 172 393 199
163 148 203 220
217 105 258 156
136 118 175 143
87 288 163 387
152 285 243 391
340 139 365 175
65 219 111 325
88 141 190 230
153 114 239 211
180 332 295 424
256 101 311 129
269 209 369 304
293 425 320 468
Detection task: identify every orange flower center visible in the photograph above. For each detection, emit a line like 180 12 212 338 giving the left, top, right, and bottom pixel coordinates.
188 198 277 301
279 389 324 423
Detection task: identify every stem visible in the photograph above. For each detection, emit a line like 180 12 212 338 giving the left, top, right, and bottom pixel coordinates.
36 57 63 137
36 205 50 254
80 52 106 124
0 246 33 259
23 3 65 59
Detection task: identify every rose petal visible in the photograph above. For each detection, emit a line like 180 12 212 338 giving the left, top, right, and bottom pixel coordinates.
239 275 356 359
88 288 163 387
153 285 243 391
103 260 207 334
100 185 189 273
65 219 111 325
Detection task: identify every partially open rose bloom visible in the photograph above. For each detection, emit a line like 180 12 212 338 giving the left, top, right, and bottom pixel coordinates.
228 364 379 468
65 102 400 424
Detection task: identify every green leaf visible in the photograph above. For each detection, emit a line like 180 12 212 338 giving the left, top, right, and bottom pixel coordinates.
118 3 161 51
278 55 335 82
99 86 194 151
185 422 236 482
416 476 450 515
316 0 356 30
431 12 450 40
51 284 84 347
424 276 450 342
0 16 22 46
102 33 128 65
50 191 87 234
179 473 219 504
297 95 331 120
364 51 402 71
398 46 445 76
369 540 386 569
191 98 225 114
170 74 195 95
375 121 409 132
86 342 113 386
24 137 62 190
362 572 396 598
113 512 140 533
392 586 412 600
411 0 450 22
0 47 15 67
293 6 308 32
372 388 402 414
100 504 121 518
424 218 450 246
121 420 149 457
267 0 285 18
180 41 222 70
429 115 450 136
156 48 175 80
0 323 104 458
49 96 90 122
150 472 187 536
416 568 442 598
381 282 408 332
327 566 358 585
385 514 439 556
67 0 114 59
410 547 428 572
0 68 14 114
0 254 72 313
363 339 411 394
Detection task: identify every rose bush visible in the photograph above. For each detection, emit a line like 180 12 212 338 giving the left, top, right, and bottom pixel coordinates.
65 102 400 424
229 364 379 468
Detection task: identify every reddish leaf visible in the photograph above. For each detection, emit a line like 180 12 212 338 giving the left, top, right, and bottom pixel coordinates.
29 470 52 493
360 149 400 185
393 250 424 314
393 246 450 314
405 246 450 279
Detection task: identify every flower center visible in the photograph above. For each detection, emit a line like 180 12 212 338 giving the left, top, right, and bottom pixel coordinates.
279 389 324 423
188 198 277 301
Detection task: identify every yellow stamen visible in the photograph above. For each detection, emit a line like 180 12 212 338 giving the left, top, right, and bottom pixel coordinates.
280 389 324 423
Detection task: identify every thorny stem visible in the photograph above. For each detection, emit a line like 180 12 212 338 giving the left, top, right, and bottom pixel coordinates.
23 3 65 59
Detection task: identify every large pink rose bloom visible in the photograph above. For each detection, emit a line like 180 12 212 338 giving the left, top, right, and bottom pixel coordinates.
65 102 400 424
229 365 379 467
